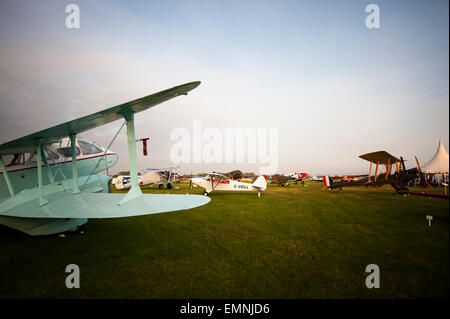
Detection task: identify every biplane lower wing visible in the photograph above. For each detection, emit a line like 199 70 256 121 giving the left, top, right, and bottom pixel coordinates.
0 192 210 219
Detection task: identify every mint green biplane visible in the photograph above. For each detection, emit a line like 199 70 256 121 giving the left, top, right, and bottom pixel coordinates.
0 81 210 236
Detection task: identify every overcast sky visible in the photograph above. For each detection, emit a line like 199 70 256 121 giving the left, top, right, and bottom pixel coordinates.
0 0 448 175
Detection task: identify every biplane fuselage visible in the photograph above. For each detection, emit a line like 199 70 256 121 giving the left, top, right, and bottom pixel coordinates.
0 138 117 200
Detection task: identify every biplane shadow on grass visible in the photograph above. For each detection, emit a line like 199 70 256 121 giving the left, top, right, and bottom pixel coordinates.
323 151 421 192
0 81 211 236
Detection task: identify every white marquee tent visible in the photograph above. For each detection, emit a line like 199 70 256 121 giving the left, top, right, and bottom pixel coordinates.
422 138 449 174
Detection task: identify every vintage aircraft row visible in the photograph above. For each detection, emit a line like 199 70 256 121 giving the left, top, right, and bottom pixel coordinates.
112 168 310 194
0 81 446 236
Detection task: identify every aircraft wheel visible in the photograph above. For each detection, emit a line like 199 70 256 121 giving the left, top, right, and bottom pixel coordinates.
158 184 164 189
203 191 209 196
108 181 112 193
167 183 173 189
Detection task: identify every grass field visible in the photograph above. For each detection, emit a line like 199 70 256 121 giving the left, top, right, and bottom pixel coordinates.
0 182 448 298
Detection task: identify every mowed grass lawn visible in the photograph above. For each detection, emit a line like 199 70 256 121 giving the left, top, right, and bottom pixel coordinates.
0 182 448 298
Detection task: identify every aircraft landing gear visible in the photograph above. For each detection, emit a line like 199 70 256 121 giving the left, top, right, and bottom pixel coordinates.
203 191 209 196
158 184 164 189
167 183 173 189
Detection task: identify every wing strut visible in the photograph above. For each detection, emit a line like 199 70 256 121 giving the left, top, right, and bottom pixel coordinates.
385 158 391 181
70 134 80 194
119 112 143 205
0 156 15 197
374 161 379 182
36 139 48 207
41 147 55 184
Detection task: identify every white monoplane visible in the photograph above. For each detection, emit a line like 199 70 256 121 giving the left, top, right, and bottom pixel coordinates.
190 173 267 196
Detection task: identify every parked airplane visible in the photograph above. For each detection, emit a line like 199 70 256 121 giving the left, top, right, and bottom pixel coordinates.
190 173 267 196
285 172 308 184
265 172 308 186
285 173 308 180
310 175 325 182
0 81 211 235
323 151 420 192
112 166 179 190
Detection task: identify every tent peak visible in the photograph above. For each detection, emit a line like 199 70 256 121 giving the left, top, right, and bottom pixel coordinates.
422 137 449 174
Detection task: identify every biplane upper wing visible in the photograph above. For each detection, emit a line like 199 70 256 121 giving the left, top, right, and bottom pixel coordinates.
358 151 400 165
0 81 200 155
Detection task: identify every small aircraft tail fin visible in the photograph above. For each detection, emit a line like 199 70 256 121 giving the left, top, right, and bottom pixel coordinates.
323 176 332 188
253 176 267 191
